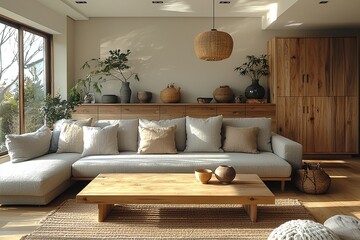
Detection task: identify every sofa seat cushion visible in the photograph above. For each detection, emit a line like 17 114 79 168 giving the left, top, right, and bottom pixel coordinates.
0 153 81 196
72 152 292 178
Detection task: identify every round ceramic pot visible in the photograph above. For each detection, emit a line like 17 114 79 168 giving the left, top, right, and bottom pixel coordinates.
245 79 265 99
215 165 236 184
213 85 234 103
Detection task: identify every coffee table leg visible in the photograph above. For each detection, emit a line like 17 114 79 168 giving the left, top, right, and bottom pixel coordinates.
243 204 257 222
98 204 114 222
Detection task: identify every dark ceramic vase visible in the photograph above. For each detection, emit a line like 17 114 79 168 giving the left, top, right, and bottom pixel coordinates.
215 165 236 184
120 81 132 103
245 79 265 99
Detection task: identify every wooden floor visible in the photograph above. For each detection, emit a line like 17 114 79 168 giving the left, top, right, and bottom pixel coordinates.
1 158 360 240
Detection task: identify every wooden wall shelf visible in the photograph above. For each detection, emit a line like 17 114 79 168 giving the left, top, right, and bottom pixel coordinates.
72 103 277 131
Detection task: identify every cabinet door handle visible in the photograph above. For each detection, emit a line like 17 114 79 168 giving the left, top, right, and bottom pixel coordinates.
307 106 309 113
302 74 305 83
307 74 309 83
303 106 305 113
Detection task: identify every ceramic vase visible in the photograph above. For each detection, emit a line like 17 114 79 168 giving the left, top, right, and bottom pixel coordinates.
120 81 132 103
245 79 265 99
215 165 236 184
213 85 234 103
160 84 181 103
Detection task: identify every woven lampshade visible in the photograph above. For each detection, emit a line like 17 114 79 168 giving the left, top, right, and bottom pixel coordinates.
194 29 233 61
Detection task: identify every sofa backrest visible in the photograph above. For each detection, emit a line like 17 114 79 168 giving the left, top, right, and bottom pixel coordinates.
93 117 272 153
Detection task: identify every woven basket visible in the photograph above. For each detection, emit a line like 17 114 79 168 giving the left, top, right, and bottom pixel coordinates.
295 164 331 194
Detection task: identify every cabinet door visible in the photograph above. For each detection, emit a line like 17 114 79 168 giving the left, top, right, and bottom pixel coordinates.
159 105 185 119
335 97 359 153
98 105 121 120
216 105 246 118
307 97 335 153
305 38 331 96
121 105 159 120
331 37 358 97
72 105 98 121
185 105 217 118
275 38 304 97
276 97 305 145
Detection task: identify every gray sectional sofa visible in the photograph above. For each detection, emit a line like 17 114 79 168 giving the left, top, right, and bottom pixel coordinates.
0 116 302 205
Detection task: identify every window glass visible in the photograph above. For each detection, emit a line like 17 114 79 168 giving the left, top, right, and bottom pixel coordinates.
23 30 47 133
0 20 51 155
0 22 20 153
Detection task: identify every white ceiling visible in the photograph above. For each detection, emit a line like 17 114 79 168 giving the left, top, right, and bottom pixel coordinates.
37 0 360 30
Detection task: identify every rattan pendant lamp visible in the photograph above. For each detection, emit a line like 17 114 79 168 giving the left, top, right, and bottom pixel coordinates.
194 0 233 61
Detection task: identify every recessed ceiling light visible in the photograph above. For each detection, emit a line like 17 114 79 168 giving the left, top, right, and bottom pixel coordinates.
75 1 87 4
220 1 231 4
152 1 164 4
319 1 328 4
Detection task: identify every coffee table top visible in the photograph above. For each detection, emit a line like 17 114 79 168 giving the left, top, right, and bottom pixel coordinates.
77 173 275 205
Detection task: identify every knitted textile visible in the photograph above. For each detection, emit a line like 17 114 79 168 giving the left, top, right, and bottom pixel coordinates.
268 219 339 240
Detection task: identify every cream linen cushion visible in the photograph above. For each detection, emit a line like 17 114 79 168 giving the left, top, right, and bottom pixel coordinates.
222 118 272 152
57 118 92 153
82 124 119 157
223 126 259 153
5 125 52 163
49 118 92 153
94 119 138 152
185 115 223 152
139 118 186 151
138 126 177 154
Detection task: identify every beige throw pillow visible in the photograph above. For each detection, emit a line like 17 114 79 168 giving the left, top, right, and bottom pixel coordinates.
82 124 119 157
223 126 259 153
139 118 186 151
5 125 52 163
57 118 92 153
138 126 177 154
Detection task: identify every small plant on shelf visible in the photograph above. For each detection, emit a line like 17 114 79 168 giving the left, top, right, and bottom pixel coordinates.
234 54 269 99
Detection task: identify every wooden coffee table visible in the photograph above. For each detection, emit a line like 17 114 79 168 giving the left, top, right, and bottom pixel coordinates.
76 173 275 222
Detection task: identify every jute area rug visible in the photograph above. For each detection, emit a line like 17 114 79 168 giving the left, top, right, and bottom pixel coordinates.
23 199 314 240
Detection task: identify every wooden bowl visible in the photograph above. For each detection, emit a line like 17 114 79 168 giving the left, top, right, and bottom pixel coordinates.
197 97 213 104
195 169 213 184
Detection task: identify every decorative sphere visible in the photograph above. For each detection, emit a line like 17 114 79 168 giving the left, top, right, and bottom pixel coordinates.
215 165 236 184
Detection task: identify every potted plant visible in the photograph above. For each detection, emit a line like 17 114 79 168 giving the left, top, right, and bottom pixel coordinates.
73 75 102 103
81 49 140 103
40 93 78 128
234 54 269 99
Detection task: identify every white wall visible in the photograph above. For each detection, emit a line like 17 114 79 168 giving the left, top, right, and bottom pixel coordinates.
0 0 64 34
74 17 359 103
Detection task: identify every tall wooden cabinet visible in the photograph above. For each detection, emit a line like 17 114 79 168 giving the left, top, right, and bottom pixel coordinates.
268 37 359 154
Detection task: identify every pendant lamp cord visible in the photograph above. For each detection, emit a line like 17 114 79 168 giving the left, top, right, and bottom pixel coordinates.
212 0 215 29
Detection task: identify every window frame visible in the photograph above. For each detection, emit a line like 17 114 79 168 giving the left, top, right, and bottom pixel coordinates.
0 16 52 156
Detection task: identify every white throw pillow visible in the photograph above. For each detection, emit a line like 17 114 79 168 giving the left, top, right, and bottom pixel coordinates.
185 115 223 152
222 118 272 152
5 125 52 163
57 119 92 153
139 118 186 151
82 124 119 157
94 119 139 152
